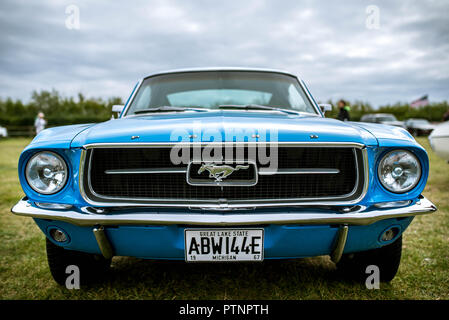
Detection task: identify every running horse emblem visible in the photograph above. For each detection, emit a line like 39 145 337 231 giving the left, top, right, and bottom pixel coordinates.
198 164 250 182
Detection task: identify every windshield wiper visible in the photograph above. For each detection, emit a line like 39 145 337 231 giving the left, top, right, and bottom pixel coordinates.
218 104 303 116
133 106 207 114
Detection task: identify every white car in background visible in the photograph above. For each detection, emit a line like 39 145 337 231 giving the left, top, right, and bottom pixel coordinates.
429 121 449 162
360 113 405 128
404 118 436 136
0 126 8 138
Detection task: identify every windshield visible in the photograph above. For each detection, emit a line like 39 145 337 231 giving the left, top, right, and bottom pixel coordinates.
377 115 397 122
125 71 318 116
411 120 429 125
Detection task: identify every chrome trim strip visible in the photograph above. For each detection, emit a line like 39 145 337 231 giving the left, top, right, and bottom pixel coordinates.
11 196 436 227
79 149 88 202
93 226 114 259
79 143 369 208
83 142 366 149
121 78 143 118
330 225 348 263
258 168 340 175
142 67 298 80
105 168 187 174
346 148 360 201
104 167 339 175
298 78 322 116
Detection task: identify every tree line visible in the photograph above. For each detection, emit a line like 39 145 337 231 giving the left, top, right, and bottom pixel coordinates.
0 90 448 135
0 90 123 127
324 100 448 122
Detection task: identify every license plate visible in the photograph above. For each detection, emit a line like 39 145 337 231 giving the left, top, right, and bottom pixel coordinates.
184 228 264 262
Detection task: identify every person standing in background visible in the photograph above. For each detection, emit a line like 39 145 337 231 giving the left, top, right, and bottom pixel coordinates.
337 99 351 121
34 112 47 134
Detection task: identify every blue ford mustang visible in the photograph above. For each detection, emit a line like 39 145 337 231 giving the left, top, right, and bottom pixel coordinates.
12 68 436 285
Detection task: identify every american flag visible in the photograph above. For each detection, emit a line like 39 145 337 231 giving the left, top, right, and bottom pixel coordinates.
410 95 429 108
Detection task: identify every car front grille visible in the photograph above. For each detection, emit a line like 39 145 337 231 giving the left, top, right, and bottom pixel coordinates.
81 143 367 207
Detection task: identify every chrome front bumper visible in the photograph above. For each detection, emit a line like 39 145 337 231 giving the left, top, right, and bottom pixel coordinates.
11 196 436 227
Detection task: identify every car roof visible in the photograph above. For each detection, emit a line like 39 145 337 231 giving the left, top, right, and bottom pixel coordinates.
371 113 395 117
142 67 299 80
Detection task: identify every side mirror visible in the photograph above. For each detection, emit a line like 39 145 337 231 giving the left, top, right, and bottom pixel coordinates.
112 105 124 117
318 103 332 114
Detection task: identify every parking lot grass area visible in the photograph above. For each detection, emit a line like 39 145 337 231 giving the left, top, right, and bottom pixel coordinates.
0 137 447 299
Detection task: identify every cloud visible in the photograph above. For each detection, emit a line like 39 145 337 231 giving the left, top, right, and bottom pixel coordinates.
0 0 448 107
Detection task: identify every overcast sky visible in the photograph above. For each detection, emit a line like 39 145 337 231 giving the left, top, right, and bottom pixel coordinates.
1 0 448 107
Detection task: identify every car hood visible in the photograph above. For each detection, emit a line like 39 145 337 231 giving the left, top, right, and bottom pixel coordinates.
71 110 380 147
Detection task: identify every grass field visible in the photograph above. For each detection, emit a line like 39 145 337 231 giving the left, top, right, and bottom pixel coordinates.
0 137 448 299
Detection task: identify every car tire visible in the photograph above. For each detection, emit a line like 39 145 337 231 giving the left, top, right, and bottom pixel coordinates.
336 235 402 282
46 238 111 286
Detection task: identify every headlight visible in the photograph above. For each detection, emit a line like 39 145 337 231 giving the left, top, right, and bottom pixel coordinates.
378 150 421 193
25 151 68 194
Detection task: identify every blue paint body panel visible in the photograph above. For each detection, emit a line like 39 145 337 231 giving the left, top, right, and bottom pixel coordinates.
34 217 413 260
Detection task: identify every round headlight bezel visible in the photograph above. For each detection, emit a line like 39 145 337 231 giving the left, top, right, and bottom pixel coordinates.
25 151 68 195
377 149 422 194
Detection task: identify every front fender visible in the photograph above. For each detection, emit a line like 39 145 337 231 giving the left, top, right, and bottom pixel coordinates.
28 123 95 150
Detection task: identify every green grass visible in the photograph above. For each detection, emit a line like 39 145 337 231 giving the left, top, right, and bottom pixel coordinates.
0 137 448 299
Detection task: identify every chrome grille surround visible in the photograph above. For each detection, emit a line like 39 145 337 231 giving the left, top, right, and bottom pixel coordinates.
79 142 369 209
